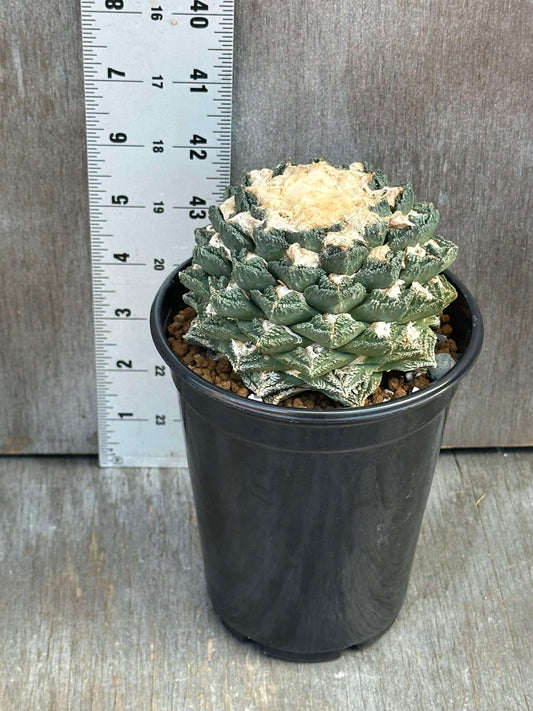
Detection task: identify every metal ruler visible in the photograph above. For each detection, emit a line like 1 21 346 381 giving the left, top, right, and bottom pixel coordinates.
80 0 234 467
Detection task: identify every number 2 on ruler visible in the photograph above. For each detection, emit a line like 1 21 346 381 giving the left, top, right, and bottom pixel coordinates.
81 0 233 465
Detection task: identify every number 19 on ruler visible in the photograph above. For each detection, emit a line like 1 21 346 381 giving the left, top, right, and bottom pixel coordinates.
81 0 234 466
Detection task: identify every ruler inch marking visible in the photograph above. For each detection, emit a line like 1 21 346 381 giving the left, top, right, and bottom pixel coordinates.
81 0 234 467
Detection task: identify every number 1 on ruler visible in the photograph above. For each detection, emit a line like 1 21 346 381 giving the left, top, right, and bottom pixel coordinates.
80 0 234 466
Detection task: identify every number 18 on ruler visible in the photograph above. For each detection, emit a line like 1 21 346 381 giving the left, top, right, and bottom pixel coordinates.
80 0 234 466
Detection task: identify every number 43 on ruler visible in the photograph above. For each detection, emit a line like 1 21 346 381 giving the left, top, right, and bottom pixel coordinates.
81 0 234 466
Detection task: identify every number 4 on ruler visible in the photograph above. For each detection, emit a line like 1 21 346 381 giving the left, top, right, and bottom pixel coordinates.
80 0 234 466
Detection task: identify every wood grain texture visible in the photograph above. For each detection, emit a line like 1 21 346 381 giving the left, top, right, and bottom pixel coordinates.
0 0 531 451
0 2 96 453
231 0 533 447
0 452 531 709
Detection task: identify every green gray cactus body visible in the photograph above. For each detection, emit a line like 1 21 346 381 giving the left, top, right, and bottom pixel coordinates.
179 159 458 406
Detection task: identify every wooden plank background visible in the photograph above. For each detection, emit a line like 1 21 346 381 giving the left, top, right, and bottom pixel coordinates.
1 451 531 708
0 0 531 453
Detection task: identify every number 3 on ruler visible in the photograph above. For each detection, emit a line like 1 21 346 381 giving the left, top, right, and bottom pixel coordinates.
81 0 234 465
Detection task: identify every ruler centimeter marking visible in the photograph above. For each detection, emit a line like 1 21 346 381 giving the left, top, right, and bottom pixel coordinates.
80 0 234 467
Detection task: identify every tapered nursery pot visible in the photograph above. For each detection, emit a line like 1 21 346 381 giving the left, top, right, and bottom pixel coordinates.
150 262 483 662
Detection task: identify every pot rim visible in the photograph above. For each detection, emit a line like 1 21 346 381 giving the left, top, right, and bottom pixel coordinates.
150 260 483 424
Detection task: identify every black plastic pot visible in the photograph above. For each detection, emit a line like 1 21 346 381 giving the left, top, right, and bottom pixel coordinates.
150 262 483 662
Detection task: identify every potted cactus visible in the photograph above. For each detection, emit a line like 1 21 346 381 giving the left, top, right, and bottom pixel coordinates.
151 159 483 661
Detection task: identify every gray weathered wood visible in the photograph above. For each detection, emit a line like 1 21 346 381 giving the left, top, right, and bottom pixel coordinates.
231 0 533 447
0 0 531 451
0 1 96 454
0 452 531 709
450 450 533 704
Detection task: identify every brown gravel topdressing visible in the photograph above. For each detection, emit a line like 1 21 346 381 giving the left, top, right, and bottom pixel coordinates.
167 307 459 410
